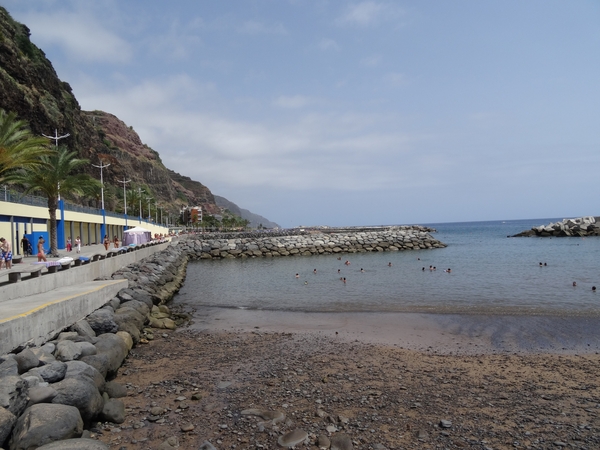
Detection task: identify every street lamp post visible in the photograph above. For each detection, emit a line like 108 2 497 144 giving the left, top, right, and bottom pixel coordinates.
92 162 110 210
117 178 131 215
92 161 110 241
146 198 152 221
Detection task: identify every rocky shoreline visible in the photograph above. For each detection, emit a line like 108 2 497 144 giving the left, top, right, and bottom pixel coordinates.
0 244 190 449
180 226 446 260
512 216 600 237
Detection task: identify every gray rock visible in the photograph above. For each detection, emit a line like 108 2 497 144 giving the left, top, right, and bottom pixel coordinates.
86 309 118 335
35 438 109 449
75 342 97 358
114 306 146 330
27 385 58 406
56 332 79 341
79 354 110 379
0 376 28 417
8 404 83 450
118 299 149 317
93 333 129 377
55 340 82 362
70 320 96 338
106 297 121 311
116 321 141 345
330 433 354 450
199 440 217 450
51 377 104 422
0 406 17 448
103 381 127 398
20 375 42 388
0 358 18 378
14 349 39 374
158 436 179 450
439 419 452 428
277 429 308 447
318 434 331 449
100 398 125 424
29 361 67 383
64 361 105 391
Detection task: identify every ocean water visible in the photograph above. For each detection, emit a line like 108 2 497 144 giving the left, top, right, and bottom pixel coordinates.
173 218 600 317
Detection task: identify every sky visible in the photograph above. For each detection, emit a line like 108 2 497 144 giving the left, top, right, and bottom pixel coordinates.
3 1 600 227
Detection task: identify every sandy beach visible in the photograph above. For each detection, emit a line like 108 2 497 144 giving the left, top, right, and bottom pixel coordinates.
93 308 600 449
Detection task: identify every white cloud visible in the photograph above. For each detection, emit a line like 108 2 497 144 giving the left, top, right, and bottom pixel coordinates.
21 11 132 63
335 1 403 27
318 38 340 51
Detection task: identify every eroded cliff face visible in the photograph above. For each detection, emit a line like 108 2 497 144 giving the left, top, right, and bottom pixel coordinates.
0 6 219 216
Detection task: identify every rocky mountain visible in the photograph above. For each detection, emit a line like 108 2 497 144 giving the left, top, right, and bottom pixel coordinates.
0 6 275 224
214 195 280 229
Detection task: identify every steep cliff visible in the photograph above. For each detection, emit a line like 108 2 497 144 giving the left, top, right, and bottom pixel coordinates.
0 6 268 222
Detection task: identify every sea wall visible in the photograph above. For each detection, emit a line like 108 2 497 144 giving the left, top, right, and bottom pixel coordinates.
179 226 446 259
513 216 600 237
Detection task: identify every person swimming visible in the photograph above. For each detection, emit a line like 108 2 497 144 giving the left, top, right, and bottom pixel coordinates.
360 268 365 273
313 269 317 274
295 273 299 278
388 262 392 267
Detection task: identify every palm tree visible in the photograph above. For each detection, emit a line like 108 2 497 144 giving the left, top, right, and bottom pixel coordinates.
9 146 101 256
0 109 53 183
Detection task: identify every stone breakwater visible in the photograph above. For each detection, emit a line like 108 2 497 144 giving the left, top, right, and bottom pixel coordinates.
513 216 600 237
180 226 446 259
0 244 189 450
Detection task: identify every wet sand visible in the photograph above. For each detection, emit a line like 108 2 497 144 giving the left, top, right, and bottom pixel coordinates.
187 307 600 355
94 308 600 449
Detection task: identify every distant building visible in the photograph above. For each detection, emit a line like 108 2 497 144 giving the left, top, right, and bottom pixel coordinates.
180 206 202 227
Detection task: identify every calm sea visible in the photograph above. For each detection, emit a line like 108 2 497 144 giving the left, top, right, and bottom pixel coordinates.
173 218 600 317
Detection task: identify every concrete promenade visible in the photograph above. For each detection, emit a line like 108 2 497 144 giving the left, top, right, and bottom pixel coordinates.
0 240 172 354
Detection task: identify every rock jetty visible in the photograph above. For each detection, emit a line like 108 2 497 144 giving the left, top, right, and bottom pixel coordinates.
512 216 600 237
179 226 446 259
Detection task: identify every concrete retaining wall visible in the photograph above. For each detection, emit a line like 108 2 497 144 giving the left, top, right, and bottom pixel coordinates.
2 242 170 301
0 279 127 354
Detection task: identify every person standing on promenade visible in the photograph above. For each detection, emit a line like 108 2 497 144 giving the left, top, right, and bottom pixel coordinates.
37 237 47 262
21 236 31 257
75 236 81 253
103 235 110 251
0 237 12 269
66 237 72 252
113 235 119 249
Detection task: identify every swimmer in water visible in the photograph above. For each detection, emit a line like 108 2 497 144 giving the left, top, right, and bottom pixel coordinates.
295 273 299 278
338 269 341 274
343 277 346 283
304 281 308 285
313 269 317 274
593 286 597 292
573 281 577 287
388 262 392 267
345 260 350 265
360 268 365 273
422 267 425 271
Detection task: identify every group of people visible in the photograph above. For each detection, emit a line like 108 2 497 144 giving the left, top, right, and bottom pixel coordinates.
103 235 120 251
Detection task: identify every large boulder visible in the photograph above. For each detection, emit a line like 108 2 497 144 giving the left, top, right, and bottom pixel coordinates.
28 361 67 383
79 354 110 379
0 406 17 449
70 320 96 338
55 341 82 362
14 349 39 374
93 334 129 377
85 309 118 335
114 306 146 330
100 397 125 424
51 378 103 423
0 358 18 378
8 404 83 450
0 376 28 417
64 361 105 392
